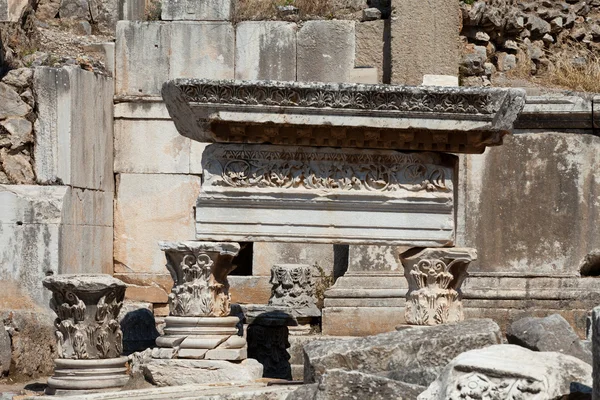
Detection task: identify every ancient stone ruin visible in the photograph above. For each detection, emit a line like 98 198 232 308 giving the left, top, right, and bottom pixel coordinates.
1 0 600 398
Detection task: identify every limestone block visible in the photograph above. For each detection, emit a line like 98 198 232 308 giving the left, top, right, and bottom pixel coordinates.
355 20 385 83
457 133 600 276
235 22 297 81
422 74 459 87
297 21 355 83
115 22 169 97
348 68 378 84
253 243 335 277
59 225 114 274
0 82 31 118
115 119 191 174
34 67 114 191
116 21 234 96
322 306 405 336
305 319 502 386
390 0 460 85
113 174 201 275
506 314 592 364
167 22 234 82
189 141 208 174
62 188 113 227
161 0 233 21
0 327 9 376
593 306 600 398
419 345 592 399
141 358 263 386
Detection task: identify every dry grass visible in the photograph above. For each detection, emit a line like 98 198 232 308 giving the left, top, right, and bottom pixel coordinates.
543 46 600 93
232 0 355 22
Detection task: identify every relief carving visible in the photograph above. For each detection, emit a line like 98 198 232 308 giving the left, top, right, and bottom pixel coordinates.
43 275 126 360
400 248 477 326
268 264 317 309
450 373 545 400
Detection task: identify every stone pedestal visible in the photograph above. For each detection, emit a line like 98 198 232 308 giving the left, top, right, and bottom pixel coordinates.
400 247 477 325
155 241 247 360
42 274 129 395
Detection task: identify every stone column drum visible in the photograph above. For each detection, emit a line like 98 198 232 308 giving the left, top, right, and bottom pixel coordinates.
42 274 129 395
156 241 247 360
400 248 477 325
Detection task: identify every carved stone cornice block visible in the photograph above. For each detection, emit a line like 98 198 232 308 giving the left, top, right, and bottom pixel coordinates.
400 247 477 325
269 264 317 310
159 241 241 317
162 79 526 154
196 144 457 246
43 274 126 360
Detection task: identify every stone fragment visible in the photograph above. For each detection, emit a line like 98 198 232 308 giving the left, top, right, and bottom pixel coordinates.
419 345 592 399
235 22 297 81
20 89 34 107
506 314 592 364
1 68 33 88
527 15 551 37
0 83 31 119
0 149 34 184
0 117 33 148
543 33 555 43
304 319 501 386
297 21 355 83
36 0 61 20
0 327 10 376
277 5 298 17
593 306 600 397
461 52 486 76
355 20 384 83
141 359 263 387
362 7 381 20
287 369 425 400
59 0 95 20
0 0 28 22
269 264 318 310
496 52 517 71
391 0 460 85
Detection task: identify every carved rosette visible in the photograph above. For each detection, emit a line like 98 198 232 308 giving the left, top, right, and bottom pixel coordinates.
268 264 317 309
42 275 126 360
449 373 545 400
159 241 241 317
400 248 477 326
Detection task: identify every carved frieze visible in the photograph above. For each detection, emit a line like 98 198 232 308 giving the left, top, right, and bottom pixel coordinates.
197 144 456 246
159 241 241 317
43 275 126 360
162 79 526 153
269 264 317 310
400 248 477 325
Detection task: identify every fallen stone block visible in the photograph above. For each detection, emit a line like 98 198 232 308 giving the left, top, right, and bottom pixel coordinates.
506 313 592 364
419 344 592 399
303 319 501 387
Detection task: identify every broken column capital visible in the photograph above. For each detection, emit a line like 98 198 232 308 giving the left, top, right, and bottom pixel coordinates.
400 247 477 325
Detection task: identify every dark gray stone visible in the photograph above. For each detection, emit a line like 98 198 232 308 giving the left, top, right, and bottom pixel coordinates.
0 327 11 376
303 319 501 387
506 314 592 365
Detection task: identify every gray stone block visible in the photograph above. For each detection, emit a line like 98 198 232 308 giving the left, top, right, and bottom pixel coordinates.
116 21 234 96
390 0 460 85
235 21 297 81
0 327 10 376
161 0 232 21
297 21 355 83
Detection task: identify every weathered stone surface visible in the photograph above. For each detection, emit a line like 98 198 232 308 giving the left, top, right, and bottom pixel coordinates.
1 68 33 88
297 21 355 83
419 345 592 399
33 67 114 191
196 144 456 246
322 306 405 337
114 119 191 174
0 0 28 22
114 174 200 275
141 358 263 386
162 80 526 154
401 247 477 325
391 0 460 85
252 243 336 277
354 20 385 83
288 369 425 400
457 132 600 278
0 83 31 119
0 150 35 184
35 0 61 20
422 75 459 86
0 326 10 376
592 306 600 398
161 0 232 21
304 319 501 386
269 264 318 310
235 22 296 81
230 276 272 304
1 117 33 148
59 0 94 20
506 314 592 364
115 21 234 96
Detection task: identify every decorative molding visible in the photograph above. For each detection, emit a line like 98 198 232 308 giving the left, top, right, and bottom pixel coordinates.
269 264 318 309
401 248 477 325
